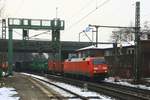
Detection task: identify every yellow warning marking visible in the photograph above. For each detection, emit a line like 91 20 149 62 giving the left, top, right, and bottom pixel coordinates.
29 78 53 97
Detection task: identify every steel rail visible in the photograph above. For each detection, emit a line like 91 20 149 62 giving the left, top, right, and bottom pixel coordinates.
32 76 100 100
100 81 150 97
45 74 150 100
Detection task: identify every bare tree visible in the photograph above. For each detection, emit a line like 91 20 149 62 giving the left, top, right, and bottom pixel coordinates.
141 21 150 40
111 27 134 43
110 21 150 43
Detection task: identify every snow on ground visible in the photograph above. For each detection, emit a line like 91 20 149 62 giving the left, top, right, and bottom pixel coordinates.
21 73 49 81
21 73 114 100
144 78 150 82
0 87 20 100
104 77 150 90
49 81 113 100
39 80 113 100
22 72 150 99
39 80 75 98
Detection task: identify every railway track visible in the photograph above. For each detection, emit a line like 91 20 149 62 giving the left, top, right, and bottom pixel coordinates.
31 75 101 100
100 81 150 99
44 74 150 100
23 72 150 100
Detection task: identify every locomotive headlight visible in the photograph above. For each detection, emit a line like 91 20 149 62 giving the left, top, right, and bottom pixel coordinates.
94 71 97 73
94 67 98 70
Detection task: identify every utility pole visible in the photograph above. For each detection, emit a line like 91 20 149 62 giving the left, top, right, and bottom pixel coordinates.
88 25 99 47
134 1 141 83
56 7 58 19
0 19 7 76
8 28 13 75
78 31 82 42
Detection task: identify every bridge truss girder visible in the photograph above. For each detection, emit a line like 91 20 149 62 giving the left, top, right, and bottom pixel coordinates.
7 18 65 75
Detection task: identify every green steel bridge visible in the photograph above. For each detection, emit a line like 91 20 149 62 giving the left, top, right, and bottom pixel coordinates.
0 39 93 52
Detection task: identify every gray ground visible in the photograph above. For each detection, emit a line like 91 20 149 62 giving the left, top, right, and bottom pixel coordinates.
2 73 59 100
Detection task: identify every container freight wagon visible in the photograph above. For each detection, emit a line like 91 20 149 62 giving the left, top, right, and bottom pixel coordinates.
48 52 68 74
48 60 63 74
15 60 48 73
30 60 48 73
64 57 108 80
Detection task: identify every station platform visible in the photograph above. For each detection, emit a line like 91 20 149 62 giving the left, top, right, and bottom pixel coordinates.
1 72 61 100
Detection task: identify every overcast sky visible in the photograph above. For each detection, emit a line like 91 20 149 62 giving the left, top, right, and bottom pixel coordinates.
2 0 150 42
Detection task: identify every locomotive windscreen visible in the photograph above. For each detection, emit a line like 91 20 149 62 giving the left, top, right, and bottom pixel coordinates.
93 58 105 65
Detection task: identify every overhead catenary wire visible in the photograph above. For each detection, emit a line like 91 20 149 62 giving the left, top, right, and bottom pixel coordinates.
13 30 22 36
13 29 51 40
82 31 93 43
13 30 50 37
66 0 111 31
68 0 94 22
29 30 51 39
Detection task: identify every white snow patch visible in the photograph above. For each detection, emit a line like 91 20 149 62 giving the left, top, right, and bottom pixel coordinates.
21 73 49 82
50 81 113 100
0 87 20 100
39 80 74 98
104 77 150 90
104 77 116 82
77 41 134 51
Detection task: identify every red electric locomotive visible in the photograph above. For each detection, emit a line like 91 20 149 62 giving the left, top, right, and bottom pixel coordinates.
63 57 108 80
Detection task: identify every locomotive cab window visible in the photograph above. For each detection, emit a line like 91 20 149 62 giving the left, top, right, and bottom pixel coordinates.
93 59 105 65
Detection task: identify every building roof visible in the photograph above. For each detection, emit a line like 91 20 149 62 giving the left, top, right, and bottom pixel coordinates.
77 41 135 51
